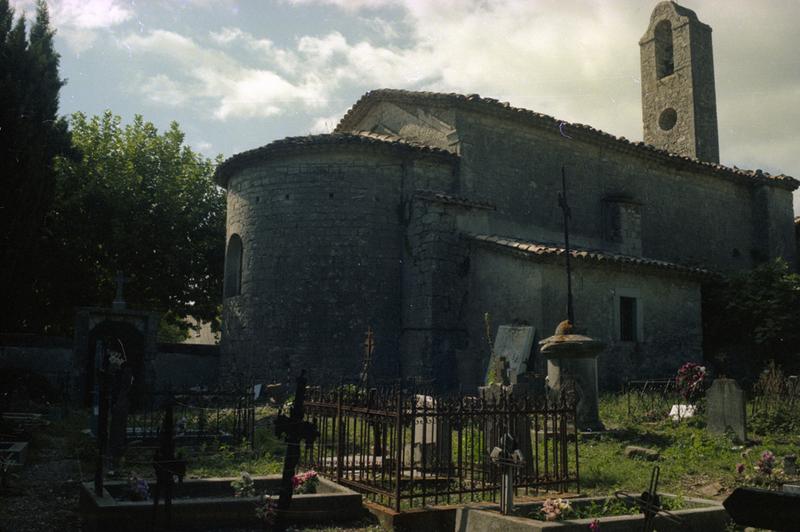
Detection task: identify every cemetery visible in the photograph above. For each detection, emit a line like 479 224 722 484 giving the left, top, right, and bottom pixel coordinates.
4 313 800 531
2 1 800 531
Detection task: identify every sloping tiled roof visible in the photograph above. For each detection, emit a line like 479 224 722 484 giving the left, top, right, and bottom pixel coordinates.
413 190 496 210
335 89 798 191
215 132 458 188
470 234 714 278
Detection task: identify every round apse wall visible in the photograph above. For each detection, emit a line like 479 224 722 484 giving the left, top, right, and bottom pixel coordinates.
659 108 677 131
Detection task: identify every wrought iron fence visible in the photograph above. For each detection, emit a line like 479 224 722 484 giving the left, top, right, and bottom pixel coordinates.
622 379 682 421
300 385 578 512
125 388 255 447
750 363 800 423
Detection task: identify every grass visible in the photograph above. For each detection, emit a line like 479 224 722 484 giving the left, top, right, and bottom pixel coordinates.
579 393 799 499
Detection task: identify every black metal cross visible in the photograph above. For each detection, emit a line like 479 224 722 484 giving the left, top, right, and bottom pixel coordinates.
557 166 575 325
151 398 186 530
274 371 320 519
359 327 376 389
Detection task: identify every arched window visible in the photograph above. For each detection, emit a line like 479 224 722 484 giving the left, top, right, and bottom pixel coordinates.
224 234 243 298
654 20 674 78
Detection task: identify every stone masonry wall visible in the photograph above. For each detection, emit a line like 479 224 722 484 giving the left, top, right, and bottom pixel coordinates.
347 99 794 272
401 196 471 388
463 245 703 391
221 147 457 386
640 2 719 162
454 109 775 272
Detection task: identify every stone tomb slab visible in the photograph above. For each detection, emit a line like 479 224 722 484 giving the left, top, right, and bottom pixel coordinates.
486 326 535 385
0 441 28 467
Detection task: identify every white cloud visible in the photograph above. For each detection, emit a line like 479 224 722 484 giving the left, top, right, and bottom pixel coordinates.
10 0 133 53
115 0 800 212
123 29 328 120
141 74 190 106
50 0 132 29
308 111 346 134
288 0 399 11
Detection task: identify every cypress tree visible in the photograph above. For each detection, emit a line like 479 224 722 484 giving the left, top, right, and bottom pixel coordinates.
0 0 72 332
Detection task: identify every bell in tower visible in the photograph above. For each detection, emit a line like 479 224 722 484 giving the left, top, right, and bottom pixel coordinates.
640 1 719 163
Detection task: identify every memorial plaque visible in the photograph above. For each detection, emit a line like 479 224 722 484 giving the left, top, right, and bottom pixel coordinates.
485 326 535 385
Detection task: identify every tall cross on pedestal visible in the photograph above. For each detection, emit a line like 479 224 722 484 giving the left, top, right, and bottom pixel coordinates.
557 166 575 325
112 270 128 310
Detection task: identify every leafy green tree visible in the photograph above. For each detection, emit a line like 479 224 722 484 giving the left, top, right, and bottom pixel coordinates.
703 259 800 381
37 111 225 339
0 0 74 332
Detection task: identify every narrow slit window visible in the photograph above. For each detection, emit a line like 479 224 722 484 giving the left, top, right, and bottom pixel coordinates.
224 234 243 298
620 296 638 342
654 20 674 79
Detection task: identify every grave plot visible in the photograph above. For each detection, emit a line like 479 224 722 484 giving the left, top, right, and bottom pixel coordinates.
82 373 364 530
456 467 727 531
299 384 580 514
123 388 255 448
79 474 362 531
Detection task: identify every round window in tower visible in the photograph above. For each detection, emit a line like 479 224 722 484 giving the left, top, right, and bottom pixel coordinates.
658 108 677 131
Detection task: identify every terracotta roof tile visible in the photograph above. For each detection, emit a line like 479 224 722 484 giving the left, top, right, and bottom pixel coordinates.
413 190 495 210
469 234 714 278
215 132 458 188
335 89 798 191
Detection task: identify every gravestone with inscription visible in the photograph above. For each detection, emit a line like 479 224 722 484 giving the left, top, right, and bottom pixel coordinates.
706 378 747 442
485 326 536 385
404 394 451 469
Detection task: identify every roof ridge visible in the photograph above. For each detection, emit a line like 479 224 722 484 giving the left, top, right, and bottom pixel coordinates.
335 89 798 191
214 131 457 187
468 233 714 277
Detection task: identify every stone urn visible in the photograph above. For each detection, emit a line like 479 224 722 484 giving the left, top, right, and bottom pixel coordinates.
539 321 605 431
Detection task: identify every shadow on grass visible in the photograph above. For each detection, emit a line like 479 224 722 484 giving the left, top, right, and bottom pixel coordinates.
591 428 675 449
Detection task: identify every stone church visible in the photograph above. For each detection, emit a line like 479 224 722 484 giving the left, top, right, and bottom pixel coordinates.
215 2 798 391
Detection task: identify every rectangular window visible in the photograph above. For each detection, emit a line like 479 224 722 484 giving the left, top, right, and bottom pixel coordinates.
620 296 638 342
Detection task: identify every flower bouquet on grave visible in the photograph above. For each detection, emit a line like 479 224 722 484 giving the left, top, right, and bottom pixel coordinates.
255 494 278 527
734 449 787 490
127 475 150 501
675 362 707 405
292 470 319 494
540 497 572 521
231 471 257 497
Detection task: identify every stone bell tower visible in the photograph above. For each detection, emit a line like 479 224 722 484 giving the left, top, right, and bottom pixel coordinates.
640 1 719 163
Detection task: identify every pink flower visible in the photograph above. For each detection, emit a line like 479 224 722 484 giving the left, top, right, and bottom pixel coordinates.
589 519 601 531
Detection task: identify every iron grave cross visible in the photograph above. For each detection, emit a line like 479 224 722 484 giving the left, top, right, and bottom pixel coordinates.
359 327 376 388
557 166 575 325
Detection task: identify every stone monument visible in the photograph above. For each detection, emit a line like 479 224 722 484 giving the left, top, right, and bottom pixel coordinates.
706 378 747 442
539 321 605 431
538 166 605 431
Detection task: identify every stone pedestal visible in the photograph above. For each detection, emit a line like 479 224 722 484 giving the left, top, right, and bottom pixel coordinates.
539 328 604 432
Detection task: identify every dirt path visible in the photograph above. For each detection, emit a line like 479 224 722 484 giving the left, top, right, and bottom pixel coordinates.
0 432 83 532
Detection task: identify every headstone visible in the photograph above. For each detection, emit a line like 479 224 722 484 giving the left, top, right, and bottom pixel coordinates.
784 455 797 476
485 326 535 385
706 378 747 442
404 394 451 469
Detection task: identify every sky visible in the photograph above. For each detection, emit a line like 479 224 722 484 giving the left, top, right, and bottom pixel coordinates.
9 0 800 212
